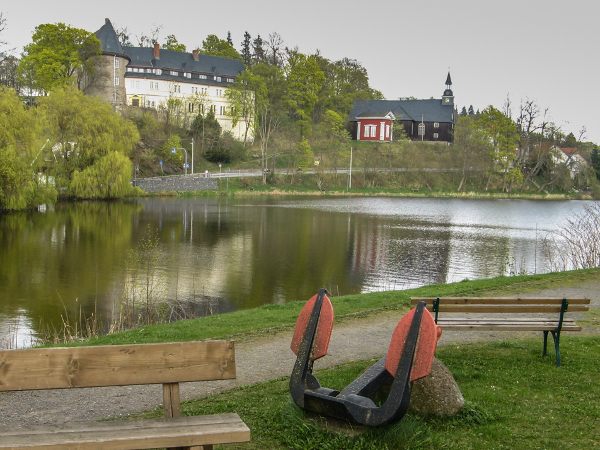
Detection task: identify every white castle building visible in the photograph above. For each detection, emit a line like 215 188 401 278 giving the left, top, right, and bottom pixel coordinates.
84 19 251 140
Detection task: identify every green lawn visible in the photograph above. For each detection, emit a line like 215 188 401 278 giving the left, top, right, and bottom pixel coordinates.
158 336 599 450
81 268 600 448
77 268 600 347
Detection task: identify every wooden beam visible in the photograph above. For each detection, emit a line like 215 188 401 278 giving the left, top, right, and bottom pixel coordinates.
0 341 236 392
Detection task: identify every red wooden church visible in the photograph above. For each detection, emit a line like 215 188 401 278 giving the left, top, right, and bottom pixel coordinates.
350 73 455 143
355 111 396 142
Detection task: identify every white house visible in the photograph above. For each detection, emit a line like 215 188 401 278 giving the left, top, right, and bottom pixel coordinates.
84 19 251 140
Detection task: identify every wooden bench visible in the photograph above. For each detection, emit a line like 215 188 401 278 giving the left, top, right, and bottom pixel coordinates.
0 340 250 449
410 297 590 366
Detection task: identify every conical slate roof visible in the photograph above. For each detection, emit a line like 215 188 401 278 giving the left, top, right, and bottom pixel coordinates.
95 18 130 61
445 72 452 86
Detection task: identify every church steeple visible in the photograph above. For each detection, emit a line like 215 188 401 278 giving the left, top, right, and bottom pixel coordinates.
442 71 454 106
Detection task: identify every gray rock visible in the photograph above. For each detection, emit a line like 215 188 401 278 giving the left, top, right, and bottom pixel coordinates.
409 358 465 416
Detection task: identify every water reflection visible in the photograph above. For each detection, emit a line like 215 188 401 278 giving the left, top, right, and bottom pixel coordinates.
0 196 591 348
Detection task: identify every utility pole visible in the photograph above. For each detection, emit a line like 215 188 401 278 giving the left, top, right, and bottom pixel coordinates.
348 147 353 190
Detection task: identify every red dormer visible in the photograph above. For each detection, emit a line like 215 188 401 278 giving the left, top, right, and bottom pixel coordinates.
356 111 395 142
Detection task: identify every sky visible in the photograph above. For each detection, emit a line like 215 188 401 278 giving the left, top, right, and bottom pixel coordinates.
3 0 600 144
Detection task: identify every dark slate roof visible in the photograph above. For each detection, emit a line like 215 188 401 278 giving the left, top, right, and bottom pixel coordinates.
123 46 245 78
445 72 452 86
350 99 454 123
95 19 130 61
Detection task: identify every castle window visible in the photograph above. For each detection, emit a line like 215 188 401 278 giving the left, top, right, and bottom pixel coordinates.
184 72 191 78
114 76 120 86
199 74 207 79
114 58 120 68
189 103 194 112
433 133 439 139
434 122 440 128
170 71 179 76
215 76 222 82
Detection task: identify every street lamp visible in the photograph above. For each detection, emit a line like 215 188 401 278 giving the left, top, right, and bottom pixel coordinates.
172 147 189 175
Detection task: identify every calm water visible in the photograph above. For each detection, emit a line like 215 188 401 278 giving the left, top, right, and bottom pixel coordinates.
0 196 590 348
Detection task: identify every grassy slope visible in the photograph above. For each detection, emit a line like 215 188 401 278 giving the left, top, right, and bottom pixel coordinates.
84 268 600 347
95 269 599 449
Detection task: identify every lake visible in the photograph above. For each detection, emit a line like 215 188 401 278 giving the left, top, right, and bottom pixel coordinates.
0 196 590 348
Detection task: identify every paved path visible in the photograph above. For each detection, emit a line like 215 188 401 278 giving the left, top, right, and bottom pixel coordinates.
1 279 598 428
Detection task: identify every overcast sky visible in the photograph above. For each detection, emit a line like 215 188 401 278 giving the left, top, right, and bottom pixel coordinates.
3 0 599 144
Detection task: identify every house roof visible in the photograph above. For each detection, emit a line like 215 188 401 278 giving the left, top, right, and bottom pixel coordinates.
355 111 396 120
95 18 245 79
350 99 454 123
123 46 245 78
95 19 130 61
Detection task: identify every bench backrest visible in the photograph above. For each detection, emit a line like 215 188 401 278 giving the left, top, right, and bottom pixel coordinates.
410 297 590 314
0 340 236 392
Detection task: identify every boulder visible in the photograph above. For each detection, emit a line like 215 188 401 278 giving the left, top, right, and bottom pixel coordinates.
409 358 464 416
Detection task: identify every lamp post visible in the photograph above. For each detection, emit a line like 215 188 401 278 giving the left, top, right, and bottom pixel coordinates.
172 147 189 175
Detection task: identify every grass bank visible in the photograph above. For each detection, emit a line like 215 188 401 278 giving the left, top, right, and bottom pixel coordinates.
214 173 594 200
79 268 600 347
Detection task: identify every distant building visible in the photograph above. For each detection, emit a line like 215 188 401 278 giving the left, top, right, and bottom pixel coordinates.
83 19 251 140
552 147 587 178
349 73 455 143
354 111 395 142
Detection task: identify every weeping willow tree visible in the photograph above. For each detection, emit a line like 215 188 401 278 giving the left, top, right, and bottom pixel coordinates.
37 86 139 191
0 87 57 210
69 151 141 199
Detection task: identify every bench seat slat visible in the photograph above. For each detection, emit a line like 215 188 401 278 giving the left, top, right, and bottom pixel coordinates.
0 414 250 450
421 305 588 313
411 297 591 305
437 320 581 331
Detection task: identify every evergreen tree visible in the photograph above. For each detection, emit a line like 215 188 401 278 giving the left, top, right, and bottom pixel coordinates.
468 105 475 116
591 146 600 181
252 35 265 65
227 31 233 46
460 106 468 116
241 31 252 67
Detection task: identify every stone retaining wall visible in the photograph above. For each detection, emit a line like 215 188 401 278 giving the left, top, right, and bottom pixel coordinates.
134 176 218 192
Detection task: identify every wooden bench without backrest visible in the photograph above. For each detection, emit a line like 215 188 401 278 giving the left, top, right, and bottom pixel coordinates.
0 340 250 450
410 297 590 366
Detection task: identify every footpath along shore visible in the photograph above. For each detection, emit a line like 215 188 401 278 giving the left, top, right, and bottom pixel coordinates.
0 278 598 428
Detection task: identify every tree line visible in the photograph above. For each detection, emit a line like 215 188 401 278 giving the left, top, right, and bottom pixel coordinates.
1 14 598 209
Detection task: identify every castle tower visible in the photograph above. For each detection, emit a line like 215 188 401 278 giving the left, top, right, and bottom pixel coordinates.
83 19 130 105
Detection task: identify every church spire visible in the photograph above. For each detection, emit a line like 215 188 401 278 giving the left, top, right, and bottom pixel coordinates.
442 71 454 106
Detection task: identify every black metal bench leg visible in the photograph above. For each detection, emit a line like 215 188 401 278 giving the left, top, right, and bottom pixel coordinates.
551 331 561 367
543 331 549 357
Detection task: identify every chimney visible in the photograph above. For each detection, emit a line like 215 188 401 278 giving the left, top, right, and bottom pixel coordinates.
192 49 199 61
153 43 160 59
